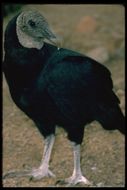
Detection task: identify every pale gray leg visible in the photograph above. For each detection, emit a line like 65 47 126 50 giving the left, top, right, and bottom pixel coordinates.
30 134 55 179
64 142 91 185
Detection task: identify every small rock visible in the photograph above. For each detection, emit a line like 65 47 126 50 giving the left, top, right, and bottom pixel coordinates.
116 89 124 97
96 182 104 187
91 166 97 171
120 97 125 112
115 41 125 59
87 47 109 63
76 16 98 33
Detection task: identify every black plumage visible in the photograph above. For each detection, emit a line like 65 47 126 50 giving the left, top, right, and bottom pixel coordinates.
3 11 125 184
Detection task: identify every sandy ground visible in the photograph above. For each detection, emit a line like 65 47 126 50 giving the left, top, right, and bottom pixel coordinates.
2 4 125 187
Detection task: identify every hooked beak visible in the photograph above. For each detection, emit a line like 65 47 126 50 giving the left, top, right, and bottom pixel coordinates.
48 36 62 48
43 28 62 48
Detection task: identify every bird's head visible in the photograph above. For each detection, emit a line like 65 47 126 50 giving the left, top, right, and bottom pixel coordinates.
16 10 61 49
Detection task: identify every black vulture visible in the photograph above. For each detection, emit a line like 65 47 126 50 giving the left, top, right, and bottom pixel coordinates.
3 10 125 185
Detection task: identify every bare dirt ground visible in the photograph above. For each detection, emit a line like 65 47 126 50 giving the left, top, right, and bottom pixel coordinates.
2 5 125 187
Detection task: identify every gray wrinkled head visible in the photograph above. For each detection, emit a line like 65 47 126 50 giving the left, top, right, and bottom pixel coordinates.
16 10 60 49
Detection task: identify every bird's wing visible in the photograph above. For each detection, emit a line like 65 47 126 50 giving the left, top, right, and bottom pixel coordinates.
45 56 98 123
45 55 119 123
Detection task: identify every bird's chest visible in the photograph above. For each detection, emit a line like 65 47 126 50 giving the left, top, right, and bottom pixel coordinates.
15 88 56 122
4 50 43 87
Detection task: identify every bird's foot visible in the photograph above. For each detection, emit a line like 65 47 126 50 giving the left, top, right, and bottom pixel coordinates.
3 167 55 181
57 174 91 186
29 167 55 180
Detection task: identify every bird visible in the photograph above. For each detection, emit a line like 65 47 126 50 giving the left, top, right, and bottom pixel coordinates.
3 10 125 186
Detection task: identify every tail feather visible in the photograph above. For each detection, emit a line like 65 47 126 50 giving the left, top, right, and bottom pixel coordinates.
95 104 125 135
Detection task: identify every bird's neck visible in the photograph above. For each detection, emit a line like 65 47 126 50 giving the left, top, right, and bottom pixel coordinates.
16 26 44 50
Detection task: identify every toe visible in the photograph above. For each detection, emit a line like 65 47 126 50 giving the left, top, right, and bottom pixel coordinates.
77 176 91 185
63 175 92 186
30 168 55 180
3 170 31 179
48 169 56 177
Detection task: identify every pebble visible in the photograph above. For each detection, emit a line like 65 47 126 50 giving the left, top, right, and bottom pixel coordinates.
87 47 109 63
91 166 97 171
116 89 124 97
76 16 97 33
96 182 104 187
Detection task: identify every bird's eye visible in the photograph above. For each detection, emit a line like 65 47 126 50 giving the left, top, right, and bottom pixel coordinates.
28 20 36 27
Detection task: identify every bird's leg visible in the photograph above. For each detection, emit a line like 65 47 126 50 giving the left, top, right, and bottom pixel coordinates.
3 134 55 180
29 134 55 180
64 142 91 186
